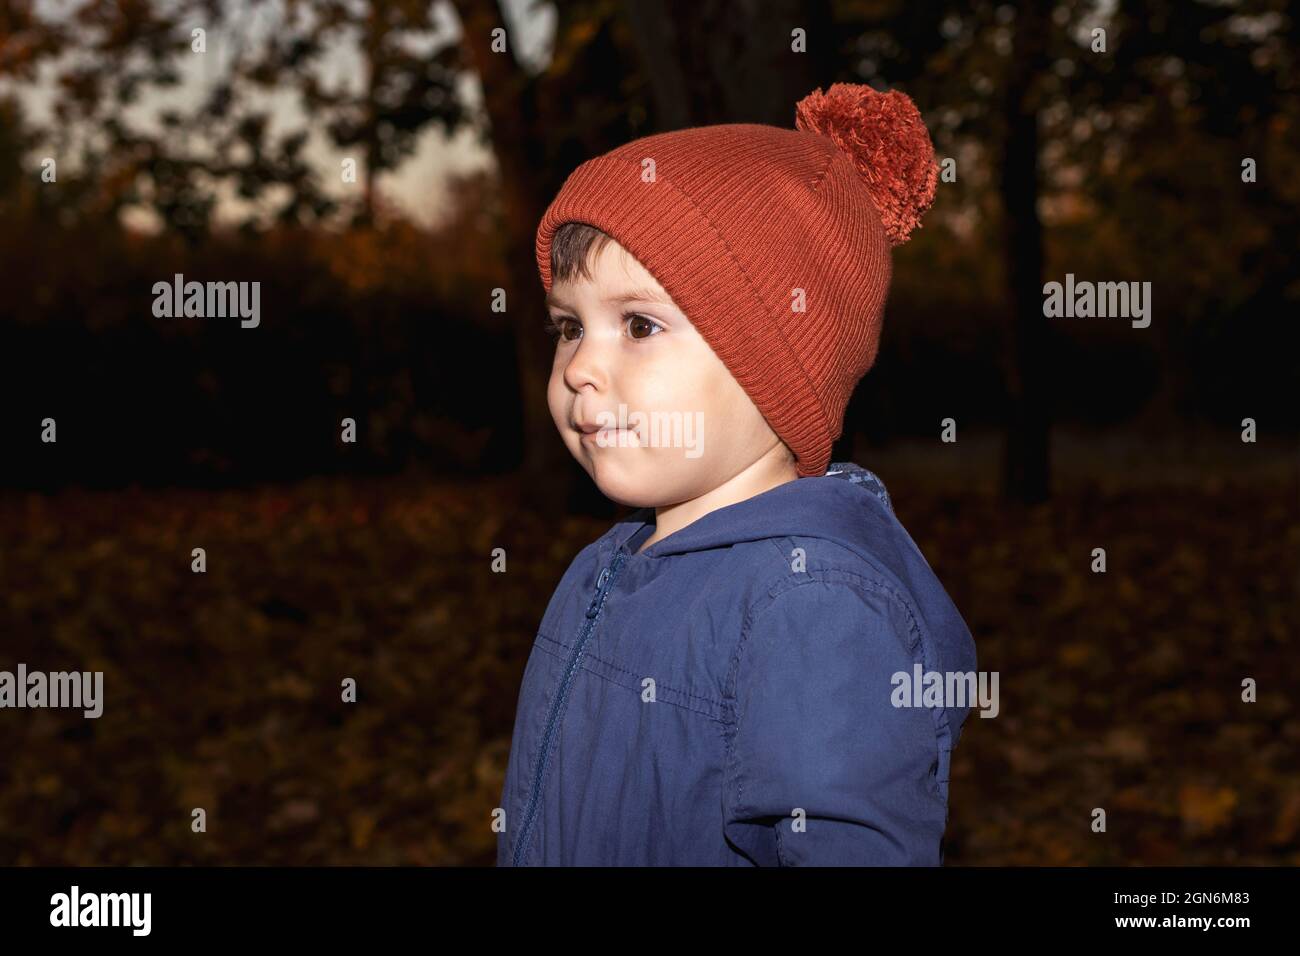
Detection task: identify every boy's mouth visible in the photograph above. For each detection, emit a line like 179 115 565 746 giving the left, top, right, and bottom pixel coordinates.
574 421 638 445
580 427 633 443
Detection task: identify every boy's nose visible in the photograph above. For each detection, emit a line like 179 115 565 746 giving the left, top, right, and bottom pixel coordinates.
561 339 614 391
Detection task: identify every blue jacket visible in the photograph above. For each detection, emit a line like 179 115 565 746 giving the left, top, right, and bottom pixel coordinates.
496 462 978 866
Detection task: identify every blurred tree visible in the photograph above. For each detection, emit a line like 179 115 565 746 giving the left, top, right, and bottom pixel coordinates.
843 0 1295 501
616 0 840 126
202 0 467 228
0 0 321 237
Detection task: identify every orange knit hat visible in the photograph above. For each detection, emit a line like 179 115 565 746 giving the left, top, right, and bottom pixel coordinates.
535 83 939 478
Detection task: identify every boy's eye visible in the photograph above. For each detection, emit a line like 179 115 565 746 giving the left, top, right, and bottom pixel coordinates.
544 315 580 342
626 313 663 339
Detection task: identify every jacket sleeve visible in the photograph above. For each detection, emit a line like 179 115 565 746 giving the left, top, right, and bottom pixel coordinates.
722 576 950 866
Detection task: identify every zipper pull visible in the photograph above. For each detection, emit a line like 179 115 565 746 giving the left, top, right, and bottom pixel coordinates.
586 566 611 618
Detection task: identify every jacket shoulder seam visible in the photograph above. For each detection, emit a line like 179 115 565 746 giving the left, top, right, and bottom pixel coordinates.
725 571 920 707
722 571 955 820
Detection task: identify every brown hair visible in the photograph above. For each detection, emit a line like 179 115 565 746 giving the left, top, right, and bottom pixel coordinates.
550 221 614 286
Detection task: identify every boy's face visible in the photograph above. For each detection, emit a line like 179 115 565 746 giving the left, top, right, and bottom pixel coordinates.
545 238 785 508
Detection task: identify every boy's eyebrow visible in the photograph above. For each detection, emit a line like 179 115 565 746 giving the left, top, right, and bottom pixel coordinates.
545 287 675 309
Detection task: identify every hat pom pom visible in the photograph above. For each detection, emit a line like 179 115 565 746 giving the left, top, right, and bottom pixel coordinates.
794 83 938 246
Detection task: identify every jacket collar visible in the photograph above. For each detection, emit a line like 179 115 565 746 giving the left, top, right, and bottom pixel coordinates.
606 461 896 559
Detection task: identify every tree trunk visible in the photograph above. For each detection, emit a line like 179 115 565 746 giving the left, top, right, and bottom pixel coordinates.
999 0 1051 503
452 0 579 511
620 0 836 128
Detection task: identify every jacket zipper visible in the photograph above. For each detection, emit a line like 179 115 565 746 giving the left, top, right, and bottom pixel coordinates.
511 549 628 865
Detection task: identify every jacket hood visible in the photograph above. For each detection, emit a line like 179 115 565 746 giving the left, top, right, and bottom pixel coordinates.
609 461 911 563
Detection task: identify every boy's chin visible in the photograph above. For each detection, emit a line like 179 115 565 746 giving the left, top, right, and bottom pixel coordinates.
581 454 675 509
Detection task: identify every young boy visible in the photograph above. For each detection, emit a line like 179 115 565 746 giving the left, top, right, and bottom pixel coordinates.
496 83 978 866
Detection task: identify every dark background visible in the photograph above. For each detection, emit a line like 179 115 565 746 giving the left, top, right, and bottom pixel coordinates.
0 0 1297 865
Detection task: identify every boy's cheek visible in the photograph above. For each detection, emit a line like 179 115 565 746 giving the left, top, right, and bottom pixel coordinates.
546 396 568 436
